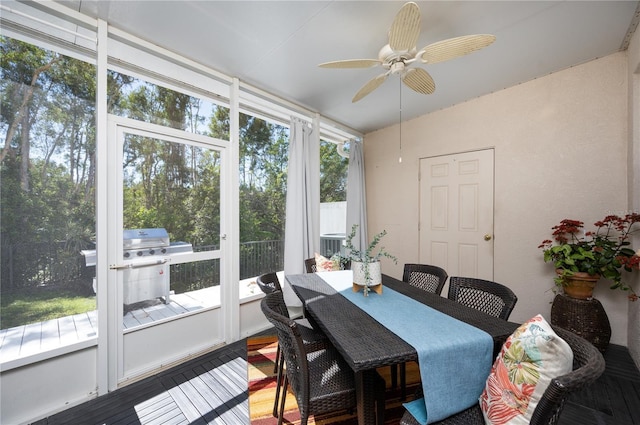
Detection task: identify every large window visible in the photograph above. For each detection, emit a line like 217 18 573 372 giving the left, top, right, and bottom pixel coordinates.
0 34 356 351
319 140 349 257
1 37 97 330
320 140 348 203
0 39 231 343
237 113 289 279
107 71 225 138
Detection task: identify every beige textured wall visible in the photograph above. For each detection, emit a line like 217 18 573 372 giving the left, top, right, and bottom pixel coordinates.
364 52 631 345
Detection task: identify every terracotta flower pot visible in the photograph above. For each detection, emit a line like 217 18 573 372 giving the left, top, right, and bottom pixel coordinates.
558 270 600 300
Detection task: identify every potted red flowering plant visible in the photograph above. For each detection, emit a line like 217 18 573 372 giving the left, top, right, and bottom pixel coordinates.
539 214 640 301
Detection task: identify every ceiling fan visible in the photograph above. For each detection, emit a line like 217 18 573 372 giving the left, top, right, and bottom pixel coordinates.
318 2 496 103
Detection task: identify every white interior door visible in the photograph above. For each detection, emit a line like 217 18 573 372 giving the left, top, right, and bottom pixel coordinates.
419 149 494 280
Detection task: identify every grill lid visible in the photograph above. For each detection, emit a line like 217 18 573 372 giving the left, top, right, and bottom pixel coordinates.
123 228 170 250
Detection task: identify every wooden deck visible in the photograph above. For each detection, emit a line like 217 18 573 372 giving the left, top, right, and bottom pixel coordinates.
0 281 263 370
122 287 220 329
0 289 220 370
0 309 99 370
33 331 640 425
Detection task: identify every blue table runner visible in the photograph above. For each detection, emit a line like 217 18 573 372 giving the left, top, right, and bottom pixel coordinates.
317 271 493 424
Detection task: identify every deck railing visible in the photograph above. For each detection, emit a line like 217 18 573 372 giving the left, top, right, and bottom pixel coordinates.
1 239 287 292
1 236 343 294
0 241 94 292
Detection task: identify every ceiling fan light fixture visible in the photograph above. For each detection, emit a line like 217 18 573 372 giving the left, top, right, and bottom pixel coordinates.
390 61 405 75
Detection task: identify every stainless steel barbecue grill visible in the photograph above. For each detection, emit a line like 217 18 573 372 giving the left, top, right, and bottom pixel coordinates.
81 228 193 305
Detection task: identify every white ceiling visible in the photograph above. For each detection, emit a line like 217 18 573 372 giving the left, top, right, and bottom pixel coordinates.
58 1 639 134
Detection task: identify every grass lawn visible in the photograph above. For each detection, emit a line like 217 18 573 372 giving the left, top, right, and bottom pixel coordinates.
1 289 96 329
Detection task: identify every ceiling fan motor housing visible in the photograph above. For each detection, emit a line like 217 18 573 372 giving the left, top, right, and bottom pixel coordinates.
379 44 416 72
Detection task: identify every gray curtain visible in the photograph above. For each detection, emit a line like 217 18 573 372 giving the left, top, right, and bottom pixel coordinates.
346 139 368 252
283 117 320 305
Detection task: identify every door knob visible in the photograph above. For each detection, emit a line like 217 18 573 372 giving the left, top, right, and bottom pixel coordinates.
484 234 492 241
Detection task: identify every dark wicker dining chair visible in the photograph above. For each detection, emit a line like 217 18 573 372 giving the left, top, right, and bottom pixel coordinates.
402 263 448 295
305 257 351 273
261 291 386 425
399 326 606 425
304 257 318 273
256 273 328 418
256 271 282 294
447 276 518 320
394 263 449 398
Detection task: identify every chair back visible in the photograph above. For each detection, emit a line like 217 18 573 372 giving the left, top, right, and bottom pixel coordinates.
260 292 310 415
256 272 282 294
304 258 317 273
305 257 351 273
447 276 517 320
530 326 605 425
402 263 448 295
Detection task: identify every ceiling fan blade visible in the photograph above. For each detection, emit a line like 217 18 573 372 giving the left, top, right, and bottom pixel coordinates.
389 2 421 52
420 34 496 64
352 73 389 103
318 59 381 69
402 68 435 94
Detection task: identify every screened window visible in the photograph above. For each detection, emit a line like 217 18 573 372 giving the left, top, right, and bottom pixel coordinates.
0 37 97 336
319 140 349 257
320 140 348 203
238 113 289 279
107 71 228 138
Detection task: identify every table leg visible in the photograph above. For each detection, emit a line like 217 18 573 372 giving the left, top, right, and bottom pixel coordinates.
356 369 377 425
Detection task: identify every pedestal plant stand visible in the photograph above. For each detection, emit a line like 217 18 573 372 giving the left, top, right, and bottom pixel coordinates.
550 293 611 352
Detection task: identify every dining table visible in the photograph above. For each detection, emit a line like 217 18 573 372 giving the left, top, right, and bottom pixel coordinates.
286 271 519 425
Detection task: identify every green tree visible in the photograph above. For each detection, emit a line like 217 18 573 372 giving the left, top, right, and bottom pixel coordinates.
320 140 348 202
208 108 289 243
1 37 96 263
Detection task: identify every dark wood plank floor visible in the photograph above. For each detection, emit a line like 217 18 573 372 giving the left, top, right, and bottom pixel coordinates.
32 338 249 425
33 335 640 425
561 344 640 425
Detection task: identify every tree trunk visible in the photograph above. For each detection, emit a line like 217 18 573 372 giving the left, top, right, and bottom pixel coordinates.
20 112 31 191
0 57 59 164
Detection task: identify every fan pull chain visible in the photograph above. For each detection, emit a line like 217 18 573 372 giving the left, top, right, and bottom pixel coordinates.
399 78 403 163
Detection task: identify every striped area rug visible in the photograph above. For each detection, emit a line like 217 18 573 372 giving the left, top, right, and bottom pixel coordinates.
247 334 421 425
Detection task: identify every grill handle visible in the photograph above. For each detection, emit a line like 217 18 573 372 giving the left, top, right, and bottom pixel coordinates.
110 258 168 270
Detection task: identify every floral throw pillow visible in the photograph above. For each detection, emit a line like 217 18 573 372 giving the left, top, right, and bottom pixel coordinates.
480 314 573 425
314 252 339 272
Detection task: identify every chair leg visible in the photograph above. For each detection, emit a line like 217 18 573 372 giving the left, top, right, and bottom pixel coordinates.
274 343 280 373
390 364 398 388
273 352 285 417
400 362 407 400
375 373 386 425
277 375 288 425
